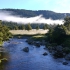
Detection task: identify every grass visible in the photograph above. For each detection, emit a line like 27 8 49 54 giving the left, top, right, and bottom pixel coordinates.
9 29 49 35
10 29 49 40
29 34 47 41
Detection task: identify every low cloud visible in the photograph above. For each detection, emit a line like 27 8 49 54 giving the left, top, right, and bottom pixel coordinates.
0 10 64 25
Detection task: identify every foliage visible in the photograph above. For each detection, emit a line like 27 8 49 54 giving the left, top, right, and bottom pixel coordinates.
2 21 52 30
36 25 40 30
14 26 18 30
25 23 32 30
21 24 25 30
63 37 70 47
1 9 70 20
47 16 70 53
43 24 49 30
64 16 70 31
29 34 47 41
0 20 12 64
47 25 67 44
0 20 12 44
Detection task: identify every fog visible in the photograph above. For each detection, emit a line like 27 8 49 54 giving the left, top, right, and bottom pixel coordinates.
0 11 64 25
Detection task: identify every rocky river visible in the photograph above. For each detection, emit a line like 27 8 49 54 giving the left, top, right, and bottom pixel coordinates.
1 38 70 70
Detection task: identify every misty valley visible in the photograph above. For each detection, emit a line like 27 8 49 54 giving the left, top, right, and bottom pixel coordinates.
0 9 70 70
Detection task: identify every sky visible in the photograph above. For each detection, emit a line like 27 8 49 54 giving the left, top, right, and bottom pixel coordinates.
0 0 70 13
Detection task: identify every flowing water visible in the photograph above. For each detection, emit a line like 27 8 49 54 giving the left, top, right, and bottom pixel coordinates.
2 38 70 70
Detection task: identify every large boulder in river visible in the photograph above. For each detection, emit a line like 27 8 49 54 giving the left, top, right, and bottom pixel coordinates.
63 62 68 65
23 47 29 52
43 52 48 56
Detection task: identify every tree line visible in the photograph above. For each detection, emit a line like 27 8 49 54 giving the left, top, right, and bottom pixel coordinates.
2 21 49 30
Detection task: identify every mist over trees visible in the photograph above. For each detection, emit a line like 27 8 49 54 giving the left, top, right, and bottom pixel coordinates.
2 21 51 30
1 9 70 20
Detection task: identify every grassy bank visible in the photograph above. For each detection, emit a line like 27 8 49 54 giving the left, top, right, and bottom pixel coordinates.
29 34 47 41
9 29 49 35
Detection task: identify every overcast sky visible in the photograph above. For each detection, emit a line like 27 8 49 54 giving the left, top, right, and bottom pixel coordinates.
0 0 70 13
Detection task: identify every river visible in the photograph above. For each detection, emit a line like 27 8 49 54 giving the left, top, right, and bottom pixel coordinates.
2 38 70 70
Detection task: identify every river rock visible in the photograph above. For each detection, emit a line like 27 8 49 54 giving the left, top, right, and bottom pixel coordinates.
53 51 64 58
23 47 29 52
52 45 64 58
55 45 63 52
28 42 32 45
43 52 48 56
44 47 47 50
35 42 40 47
25 40 28 42
63 62 68 65
41 40 46 45
28 40 34 45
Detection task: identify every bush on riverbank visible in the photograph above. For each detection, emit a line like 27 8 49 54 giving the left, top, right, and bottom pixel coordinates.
46 16 70 54
0 20 12 45
0 20 12 64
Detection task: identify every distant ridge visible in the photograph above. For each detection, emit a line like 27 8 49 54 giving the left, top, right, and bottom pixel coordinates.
0 9 70 20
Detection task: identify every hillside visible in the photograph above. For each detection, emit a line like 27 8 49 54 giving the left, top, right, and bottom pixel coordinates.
0 9 70 20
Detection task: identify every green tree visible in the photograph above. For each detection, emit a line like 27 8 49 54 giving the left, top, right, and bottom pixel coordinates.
43 24 48 30
25 23 32 30
14 26 18 30
21 24 25 30
64 16 70 31
0 32 3 44
0 21 12 44
48 25 66 44
36 25 40 30
0 20 12 64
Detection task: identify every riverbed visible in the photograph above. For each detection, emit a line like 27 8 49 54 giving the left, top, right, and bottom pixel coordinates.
2 38 70 70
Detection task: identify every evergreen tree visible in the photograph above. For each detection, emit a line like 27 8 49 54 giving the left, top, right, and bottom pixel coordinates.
43 24 48 30
0 20 12 44
25 23 32 30
36 25 40 30
22 24 25 30
64 16 70 31
14 26 18 30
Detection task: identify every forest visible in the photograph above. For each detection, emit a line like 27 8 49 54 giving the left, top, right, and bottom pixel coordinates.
2 21 50 30
1 9 70 20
